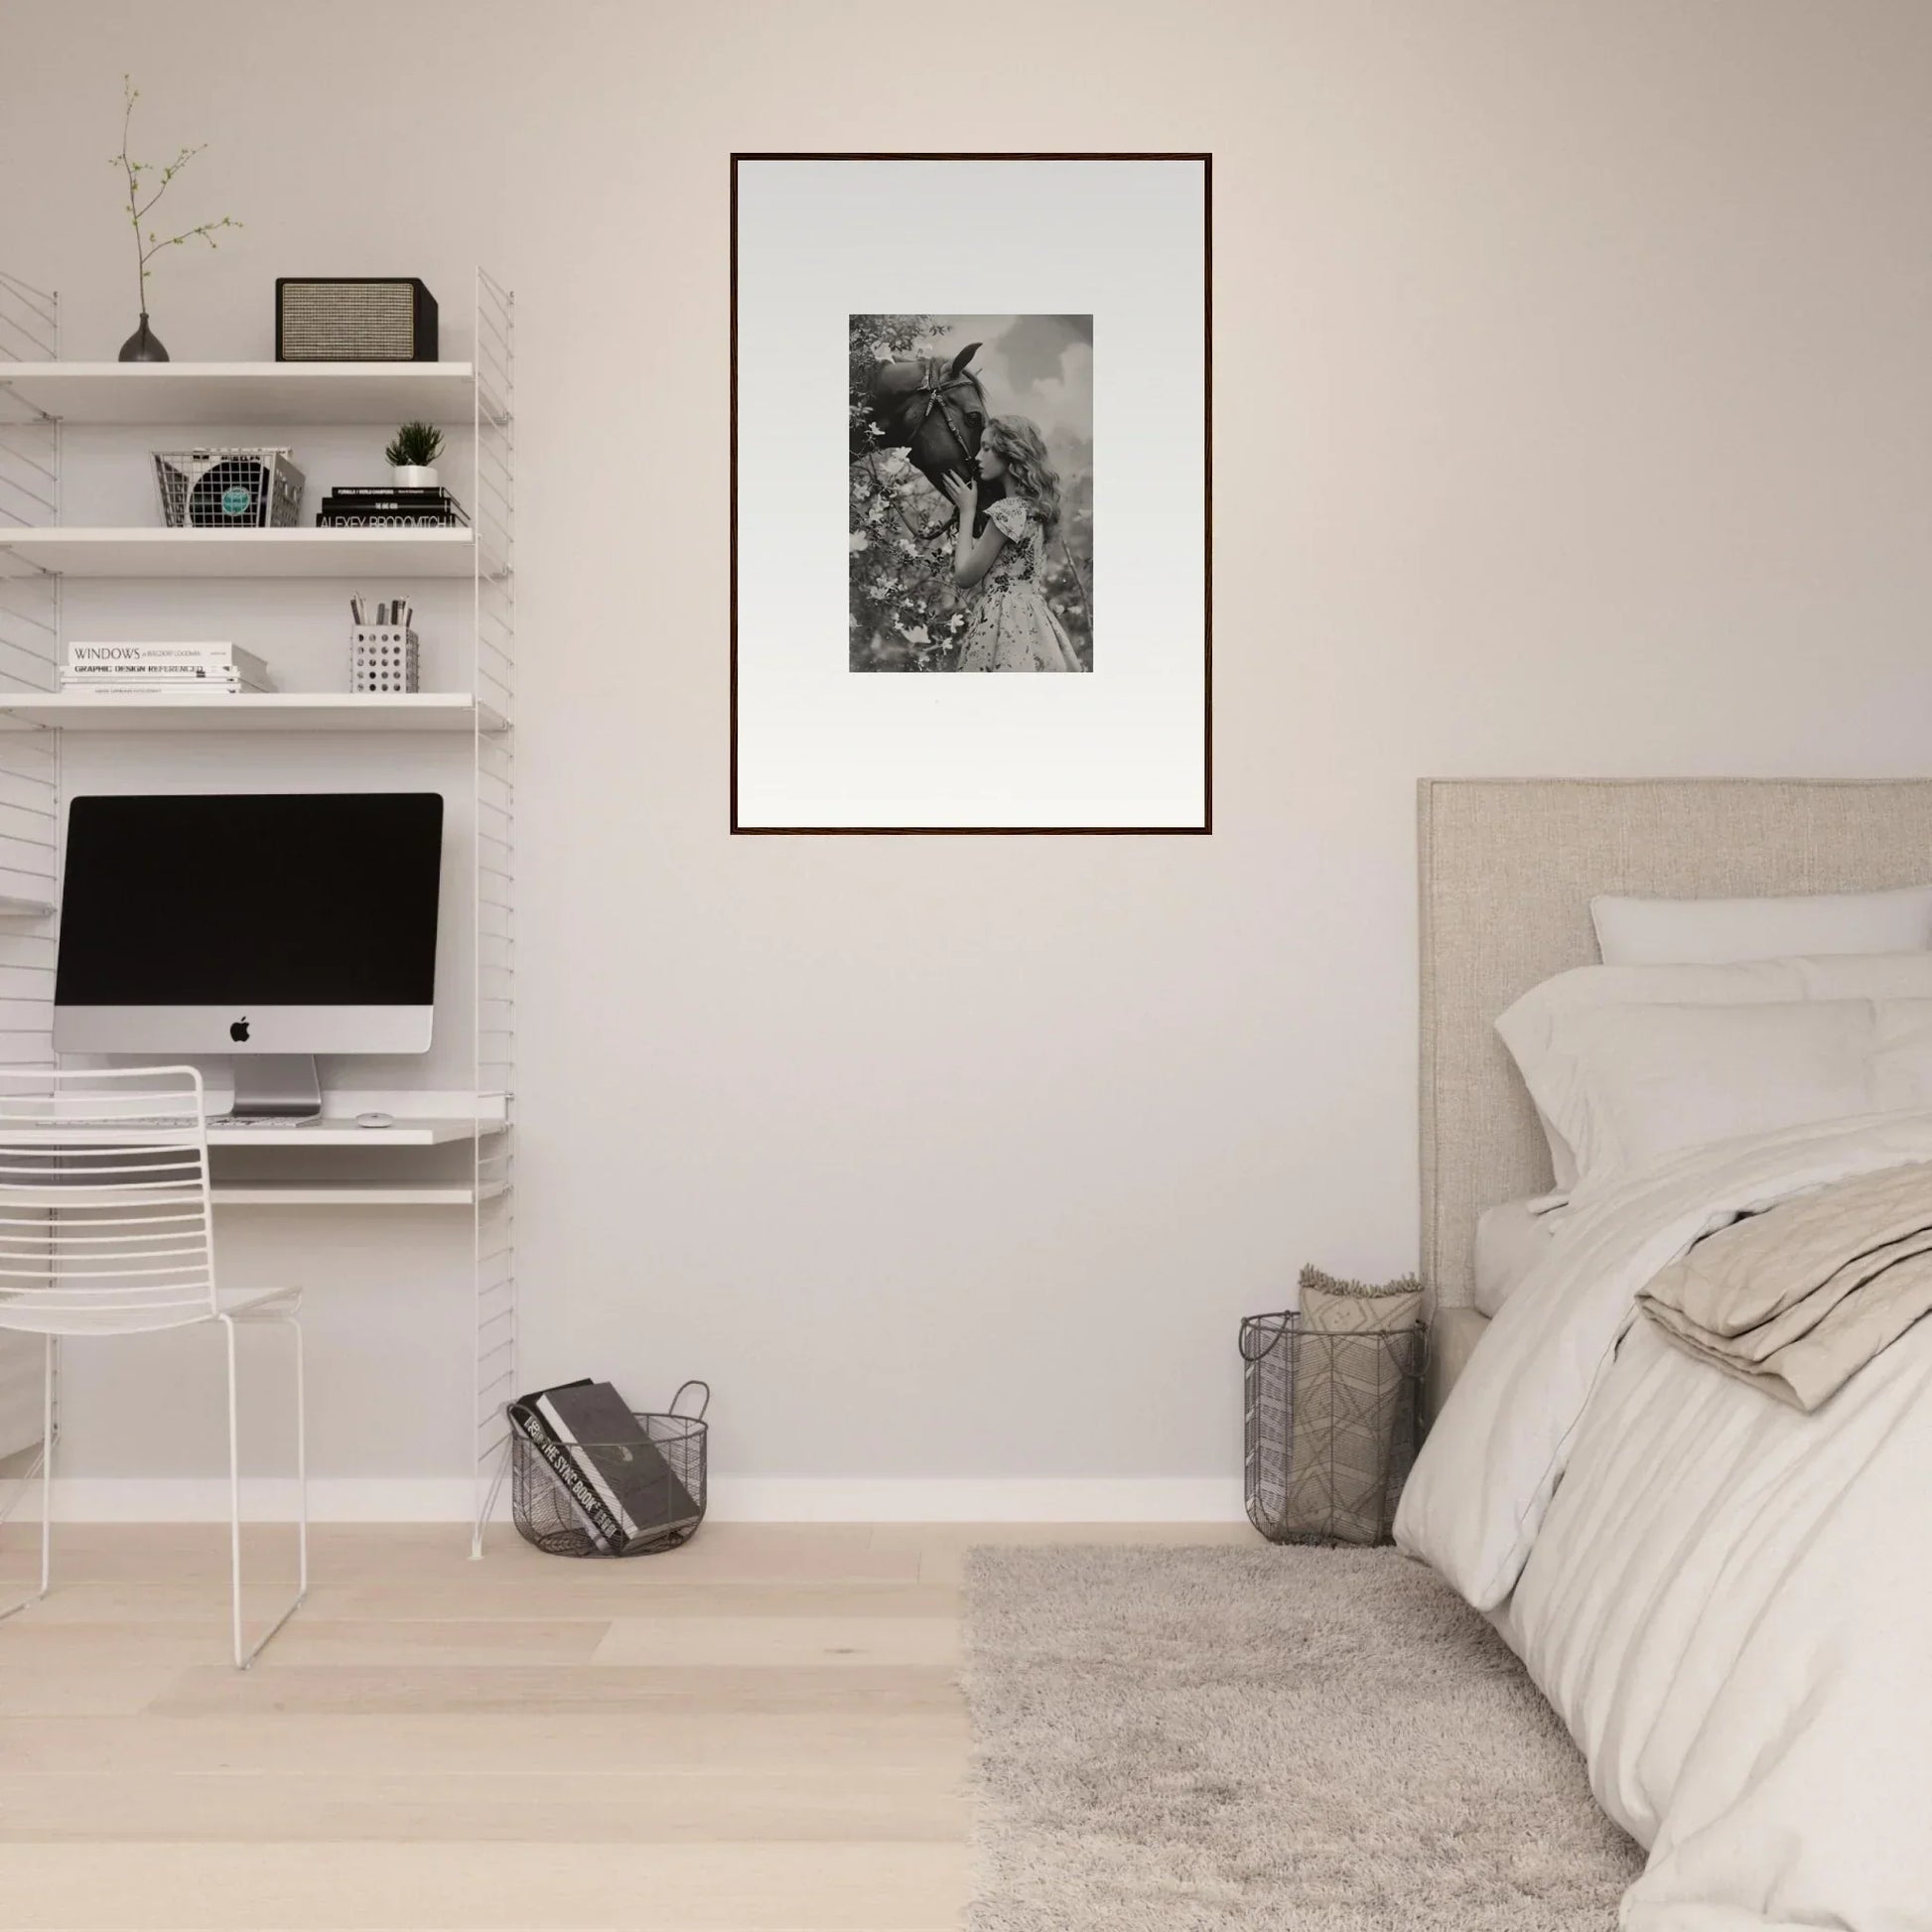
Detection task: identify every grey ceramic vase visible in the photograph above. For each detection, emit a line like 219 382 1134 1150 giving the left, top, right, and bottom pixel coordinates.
117 314 169 362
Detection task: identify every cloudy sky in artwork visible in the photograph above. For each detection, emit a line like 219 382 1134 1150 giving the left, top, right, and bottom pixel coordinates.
924 315 1093 453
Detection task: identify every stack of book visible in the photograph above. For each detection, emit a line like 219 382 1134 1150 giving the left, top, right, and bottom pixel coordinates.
64 641 275 694
316 485 470 529
510 1379 703 1555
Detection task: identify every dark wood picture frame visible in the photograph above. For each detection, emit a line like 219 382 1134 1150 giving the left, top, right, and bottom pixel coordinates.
730 152 1213 836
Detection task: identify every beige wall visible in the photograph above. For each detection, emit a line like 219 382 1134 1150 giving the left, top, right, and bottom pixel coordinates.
5 0 1930 1501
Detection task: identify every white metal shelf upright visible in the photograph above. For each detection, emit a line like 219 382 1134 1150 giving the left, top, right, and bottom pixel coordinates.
0 268 517 1552
469 269 516 1555
0 270 63 1480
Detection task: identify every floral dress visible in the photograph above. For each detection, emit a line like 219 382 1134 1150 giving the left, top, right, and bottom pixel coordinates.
955 497 1087 672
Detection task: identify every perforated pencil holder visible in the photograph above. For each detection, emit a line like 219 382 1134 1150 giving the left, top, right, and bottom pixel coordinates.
350 626 420 694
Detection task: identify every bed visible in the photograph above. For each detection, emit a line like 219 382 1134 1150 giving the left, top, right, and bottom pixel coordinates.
1401 777 1932 1930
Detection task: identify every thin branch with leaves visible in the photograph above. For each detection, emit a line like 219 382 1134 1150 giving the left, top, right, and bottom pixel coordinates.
112 75 240 315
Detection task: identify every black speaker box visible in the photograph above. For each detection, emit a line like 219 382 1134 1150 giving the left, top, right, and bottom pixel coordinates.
275 278 439 361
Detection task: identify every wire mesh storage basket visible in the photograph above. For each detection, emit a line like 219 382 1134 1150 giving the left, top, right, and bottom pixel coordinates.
1242 1311 1423 1547
509 1381 709 1558
153 448 305 528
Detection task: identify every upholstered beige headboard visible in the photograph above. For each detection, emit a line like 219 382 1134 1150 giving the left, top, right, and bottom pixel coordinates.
1419 777 1932 1311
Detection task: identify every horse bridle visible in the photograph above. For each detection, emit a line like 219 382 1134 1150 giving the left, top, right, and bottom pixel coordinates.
861 356 988 544
902 356 985 466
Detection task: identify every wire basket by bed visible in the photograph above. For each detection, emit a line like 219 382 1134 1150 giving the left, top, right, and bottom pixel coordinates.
1241 1311 1423 1546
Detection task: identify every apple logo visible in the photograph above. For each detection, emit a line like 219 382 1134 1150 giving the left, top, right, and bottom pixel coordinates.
229 1018 250 1043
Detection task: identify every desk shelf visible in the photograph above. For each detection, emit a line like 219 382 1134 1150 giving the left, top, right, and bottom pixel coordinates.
3 1117 496 1150
212 1180 507 1208
207 1117 489 1149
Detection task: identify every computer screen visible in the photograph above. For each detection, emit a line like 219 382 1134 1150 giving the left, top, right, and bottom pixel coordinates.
54 792 444 1055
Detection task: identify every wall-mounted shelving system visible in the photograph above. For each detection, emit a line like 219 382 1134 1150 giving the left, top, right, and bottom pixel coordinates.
0 267 517 1552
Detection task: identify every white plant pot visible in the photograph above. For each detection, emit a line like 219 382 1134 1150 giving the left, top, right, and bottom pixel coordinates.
392 465 439 488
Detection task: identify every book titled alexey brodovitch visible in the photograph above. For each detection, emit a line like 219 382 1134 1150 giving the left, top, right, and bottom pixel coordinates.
510 1379 704 1555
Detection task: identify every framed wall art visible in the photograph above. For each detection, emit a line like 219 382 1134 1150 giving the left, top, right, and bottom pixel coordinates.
731 153 1211 834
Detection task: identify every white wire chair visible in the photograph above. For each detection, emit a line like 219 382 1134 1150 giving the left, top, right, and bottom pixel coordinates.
0 1065 306 1668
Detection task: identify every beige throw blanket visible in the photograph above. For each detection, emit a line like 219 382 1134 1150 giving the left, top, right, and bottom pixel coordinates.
1638 1159 1932 1410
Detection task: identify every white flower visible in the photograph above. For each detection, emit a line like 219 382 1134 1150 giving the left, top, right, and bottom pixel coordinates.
947 613 965 631
848 532 870 554
870 340 895 362
895 621 930 646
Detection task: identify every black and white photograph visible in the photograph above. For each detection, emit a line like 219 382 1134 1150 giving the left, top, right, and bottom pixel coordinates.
733 153 1208 831
849 315 1093 674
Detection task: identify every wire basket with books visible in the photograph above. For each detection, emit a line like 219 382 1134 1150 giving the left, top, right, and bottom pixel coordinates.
153 448 305 528
508 1379 709 1558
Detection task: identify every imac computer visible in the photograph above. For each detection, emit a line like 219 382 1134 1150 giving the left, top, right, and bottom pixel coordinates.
54 792 445 1119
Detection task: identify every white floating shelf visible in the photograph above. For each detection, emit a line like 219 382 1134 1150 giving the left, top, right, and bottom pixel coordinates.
0 692 505 734
0 527 481 579
0 360 483 427
212 1180 505 1208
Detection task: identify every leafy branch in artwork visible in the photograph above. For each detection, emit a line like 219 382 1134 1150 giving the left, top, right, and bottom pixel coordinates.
112 75 241 315
848 315 957 670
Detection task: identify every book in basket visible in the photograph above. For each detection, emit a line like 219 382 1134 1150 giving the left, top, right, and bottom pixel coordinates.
516 1379 702 1550
508 1382 620 1552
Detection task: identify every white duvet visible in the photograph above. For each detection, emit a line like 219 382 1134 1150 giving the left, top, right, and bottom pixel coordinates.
1396 1112 1932 1931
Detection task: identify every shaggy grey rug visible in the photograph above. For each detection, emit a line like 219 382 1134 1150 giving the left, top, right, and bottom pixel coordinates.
962 1545 1643 1930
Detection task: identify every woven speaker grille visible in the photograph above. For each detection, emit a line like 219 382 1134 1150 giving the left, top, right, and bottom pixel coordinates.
280 283 418 360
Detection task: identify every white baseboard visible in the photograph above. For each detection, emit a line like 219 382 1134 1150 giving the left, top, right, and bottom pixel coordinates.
708 1478 1247 1522
22 1476 1247 1525
34 1478 487 1523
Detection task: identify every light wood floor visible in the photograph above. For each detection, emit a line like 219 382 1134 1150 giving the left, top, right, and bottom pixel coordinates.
0 1520 1250 1930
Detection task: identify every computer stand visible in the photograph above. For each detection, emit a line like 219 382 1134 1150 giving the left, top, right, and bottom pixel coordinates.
227 1056 323 1121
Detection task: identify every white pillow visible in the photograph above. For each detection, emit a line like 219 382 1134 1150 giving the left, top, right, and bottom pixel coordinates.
1591 885 1932 966
1497 953 1932 1191
1507 996 1932 1195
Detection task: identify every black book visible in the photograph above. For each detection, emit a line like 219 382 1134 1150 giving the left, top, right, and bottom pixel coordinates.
326 484 460 501
320 491 467 507
319 496 469 522
536 1381 702 1547
509 1381 621 1551
317 510 469 528
323 498 464 514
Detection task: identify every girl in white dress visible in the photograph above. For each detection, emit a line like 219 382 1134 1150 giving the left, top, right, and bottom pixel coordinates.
938 416 1088 672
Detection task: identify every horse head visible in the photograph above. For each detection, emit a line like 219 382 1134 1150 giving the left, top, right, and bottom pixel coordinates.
853 342 988 501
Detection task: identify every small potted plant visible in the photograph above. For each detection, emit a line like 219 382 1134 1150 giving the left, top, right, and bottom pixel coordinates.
385 421 445 488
